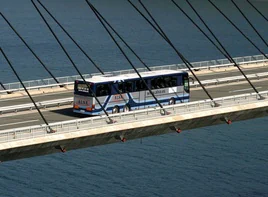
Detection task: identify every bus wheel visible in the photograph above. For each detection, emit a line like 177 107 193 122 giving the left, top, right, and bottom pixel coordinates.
112 106 119 114
169 98 175 105
123 105 130 112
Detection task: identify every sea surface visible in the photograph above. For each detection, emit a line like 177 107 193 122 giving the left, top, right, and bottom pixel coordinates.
0 0 268 196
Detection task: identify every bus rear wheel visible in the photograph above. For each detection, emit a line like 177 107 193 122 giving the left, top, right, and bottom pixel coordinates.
169 98 175 105
112 106 119 114
123 105 130 112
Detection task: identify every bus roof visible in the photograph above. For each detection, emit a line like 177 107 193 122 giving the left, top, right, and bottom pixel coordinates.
81 69 187 83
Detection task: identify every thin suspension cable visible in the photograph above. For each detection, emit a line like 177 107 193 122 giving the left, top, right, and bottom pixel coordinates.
35 0 104 74
247 0 268 24
0 82 6 90
80 1 181 103
35 0 136 107
128 0 215 103
0 48 53 131
0 13 60 85
231 0 268 48
184 0 261 96
208 0 268 59
83 2 151 72
171 0 229 60
31 0 113 122
85 0 167 113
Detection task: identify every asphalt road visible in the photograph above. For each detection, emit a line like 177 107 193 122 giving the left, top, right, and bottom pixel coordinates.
0 77 267 131
0 65 267 107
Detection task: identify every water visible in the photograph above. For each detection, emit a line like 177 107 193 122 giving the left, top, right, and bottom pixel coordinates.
0 0 268 196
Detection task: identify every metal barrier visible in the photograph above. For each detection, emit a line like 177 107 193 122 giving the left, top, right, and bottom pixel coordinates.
0 90 267 143
0 53 267 94
0 98 73 114
1 72 268 114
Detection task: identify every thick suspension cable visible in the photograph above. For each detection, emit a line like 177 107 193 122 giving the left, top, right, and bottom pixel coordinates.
171 0 229 60
184 0 262 97
31 0 113 122
0 13 60 85
128 0 216 104
247 0 268 24
208 0 268 59
0 48 54 132
231 0 268 48
85 1 168 113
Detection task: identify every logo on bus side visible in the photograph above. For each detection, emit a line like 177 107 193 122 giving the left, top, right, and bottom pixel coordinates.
146 89 166 95
113 94 123 101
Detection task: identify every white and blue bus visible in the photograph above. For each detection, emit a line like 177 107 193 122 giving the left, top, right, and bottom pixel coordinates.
73 69 189 115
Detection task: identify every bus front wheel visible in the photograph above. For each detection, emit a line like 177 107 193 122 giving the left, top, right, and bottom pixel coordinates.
169 98 175 105
112 106 119 114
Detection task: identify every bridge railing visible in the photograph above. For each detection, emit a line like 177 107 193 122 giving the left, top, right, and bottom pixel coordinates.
1 53 267 94
0 90 267 144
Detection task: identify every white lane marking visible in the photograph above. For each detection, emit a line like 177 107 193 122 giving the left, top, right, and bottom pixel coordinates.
229 87 262 93
0 91 73 102
0 119 39 127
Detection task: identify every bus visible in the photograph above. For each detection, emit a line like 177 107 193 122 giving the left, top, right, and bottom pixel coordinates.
73 69 189 115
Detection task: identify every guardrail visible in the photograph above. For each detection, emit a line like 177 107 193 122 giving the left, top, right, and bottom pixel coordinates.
0 98 73 115
0 90 267 144
191 72 268 87
1 72 268 115
0 53 267 94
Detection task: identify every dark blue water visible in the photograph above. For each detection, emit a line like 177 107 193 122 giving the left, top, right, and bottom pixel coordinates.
0 0 268 196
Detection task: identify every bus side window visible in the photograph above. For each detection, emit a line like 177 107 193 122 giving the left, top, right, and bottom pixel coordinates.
164 77 172 87
118 82 124 93
151 78 156 89
152 77 165 89
125 81 133 92
135 80 147 91
96 84 111 96
171 76 177 86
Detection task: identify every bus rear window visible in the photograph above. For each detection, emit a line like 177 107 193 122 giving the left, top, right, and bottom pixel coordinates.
75 82 94 96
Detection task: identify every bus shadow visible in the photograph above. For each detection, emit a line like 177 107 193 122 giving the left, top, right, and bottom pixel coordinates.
50 107 91 118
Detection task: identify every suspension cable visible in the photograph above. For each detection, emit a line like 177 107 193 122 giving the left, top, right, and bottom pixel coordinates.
184 0 262 97
208 0 268 59
247 0 268 24
85 0 169 114
86 2 186 103
36 0 146 107
231 0 268 48
171 0 229 60
0 13 60 85
0 48 55 132
36 0 104 75
0 82 6 90
128 0 216 104
84 1 152 72
31 0 114 122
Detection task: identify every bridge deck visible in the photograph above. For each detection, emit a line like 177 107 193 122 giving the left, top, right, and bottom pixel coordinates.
0 55 267 161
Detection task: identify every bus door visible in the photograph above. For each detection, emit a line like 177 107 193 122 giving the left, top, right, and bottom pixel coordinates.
135 80 147 109
183 75 190 102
